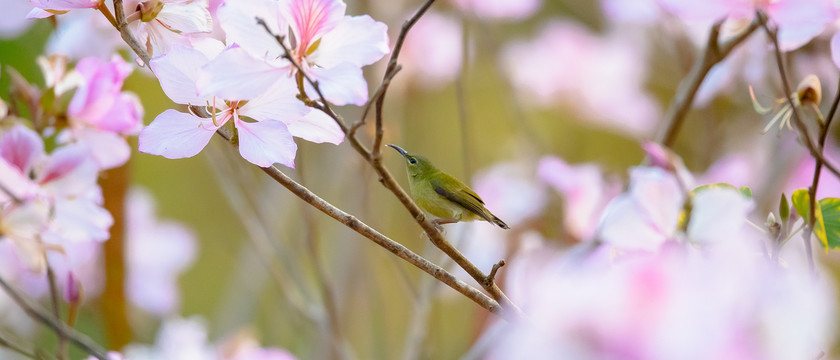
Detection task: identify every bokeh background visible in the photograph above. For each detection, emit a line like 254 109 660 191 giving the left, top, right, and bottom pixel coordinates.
2 0 840 359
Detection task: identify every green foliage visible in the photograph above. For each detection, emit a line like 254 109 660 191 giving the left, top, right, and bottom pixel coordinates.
791 189 832 251
779 193 790 222
819 198 840 249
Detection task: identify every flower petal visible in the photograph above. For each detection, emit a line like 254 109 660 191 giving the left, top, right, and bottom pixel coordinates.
0 124 45 175
306 63 368 106
47 195 113 243
238 78 309 122
38 144 99 197
138 109 218 159
31 0 100 11
73 128 132 170
216 0 287 63
235 119 297 168
150 44 214 105
196 47 285 100
0 158 40 203
309 15 389 68
155 1 213 34
280 0 346 53
286 109 344 144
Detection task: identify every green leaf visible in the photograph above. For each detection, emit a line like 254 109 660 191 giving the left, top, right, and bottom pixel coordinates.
792 189 829 251
779 193 790 221
792 189 811 222
739 186 753 199
819 198 840 249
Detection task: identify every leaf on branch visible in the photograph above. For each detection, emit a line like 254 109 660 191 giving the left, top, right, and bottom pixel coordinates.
779 193 790 221
791 189 829 251
819 197 840 250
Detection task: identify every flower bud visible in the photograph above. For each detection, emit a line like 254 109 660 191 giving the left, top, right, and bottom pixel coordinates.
63 271 82 304
138 0 164 22
795 74 821 106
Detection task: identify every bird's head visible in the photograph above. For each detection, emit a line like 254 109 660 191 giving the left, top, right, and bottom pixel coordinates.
387 144 436 178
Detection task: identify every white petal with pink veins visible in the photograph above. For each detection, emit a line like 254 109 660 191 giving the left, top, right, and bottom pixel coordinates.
196 47 285 100
687 188 752 245
627 167 684 238
286 109 344 144
235 119 297 168
156 1 213 34
151 45 214 105
238 78 309 122
597 194 668 251
0 158 39 203
139 109 219 159
309 15 389 68
73 128 132 170
217 0 287 63
0 125 45 175
280 0 346 54
306 63 368 106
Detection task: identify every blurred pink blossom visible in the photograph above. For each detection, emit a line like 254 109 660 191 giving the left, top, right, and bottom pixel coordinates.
538 156 621 240
63 56 143 169
126 187 196 315
400 11 462 89
450 0 541 21
658 0 837 51
27 0 100 18
487 237 834 360
205 0 389 106
47 11 126 60
0 1 35 37
140 42 333 167
502 21 660 137
601 0 662 24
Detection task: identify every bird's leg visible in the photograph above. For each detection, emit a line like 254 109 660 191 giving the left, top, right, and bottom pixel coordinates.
431 218 458 234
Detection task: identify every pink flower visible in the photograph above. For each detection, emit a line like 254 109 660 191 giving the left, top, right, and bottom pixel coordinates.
400 11 463 88
140 42 336 167
128 0 213 56
126 188 196 315
0 125 112 269
47 11 126 60
64 56 143 169
659 0 837 51
205 0 389 106
28 0 100 15
538 156 621 240
0 1 35 38
501 21 660 137
450 0 542 21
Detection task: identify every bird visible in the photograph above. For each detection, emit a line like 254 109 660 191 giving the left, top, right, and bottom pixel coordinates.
387 144 509 230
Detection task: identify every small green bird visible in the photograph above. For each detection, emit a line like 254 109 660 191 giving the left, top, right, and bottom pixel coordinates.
387 144 509 229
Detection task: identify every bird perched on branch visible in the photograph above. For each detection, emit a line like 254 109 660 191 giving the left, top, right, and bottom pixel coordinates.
387 144 509 230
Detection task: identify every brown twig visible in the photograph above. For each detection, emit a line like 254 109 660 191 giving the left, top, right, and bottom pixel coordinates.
45 266 66 360
757 11 840 180
112 0 151 66
214 127 507 318
0 333 40 360
0 276 109 360
657 18 759 147
484 260 505 287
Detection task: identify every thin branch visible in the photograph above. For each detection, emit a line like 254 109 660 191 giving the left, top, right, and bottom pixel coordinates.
112 0 151 66
45 266 66 360
0 276 109 360
657 18 759 147
484 260 505 288
214 127 507 318
0 333 39 360
757 11 840 180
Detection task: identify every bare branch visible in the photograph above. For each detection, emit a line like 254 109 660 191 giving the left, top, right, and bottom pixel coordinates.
112 0 151 66
0 276 109 360
214 127 507 318
484 260 505 288
657 18 759 147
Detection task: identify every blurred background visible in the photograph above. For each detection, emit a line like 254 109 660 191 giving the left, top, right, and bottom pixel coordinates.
1 0 840 359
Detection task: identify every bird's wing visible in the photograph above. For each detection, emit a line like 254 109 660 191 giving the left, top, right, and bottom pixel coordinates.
431 173 490 220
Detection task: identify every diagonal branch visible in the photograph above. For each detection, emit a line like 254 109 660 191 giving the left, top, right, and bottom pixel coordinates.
657 18 759 147
112 0 151 66
214 127 508 319
0 276 109 360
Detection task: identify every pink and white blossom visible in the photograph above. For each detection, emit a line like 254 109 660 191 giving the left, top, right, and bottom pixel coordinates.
141 42 341 167
206 0 389 106
400 11 462 89
27 0 100 18
128 0 213 56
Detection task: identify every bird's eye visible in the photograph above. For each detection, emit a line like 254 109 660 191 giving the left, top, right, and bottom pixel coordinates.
409 157 417 164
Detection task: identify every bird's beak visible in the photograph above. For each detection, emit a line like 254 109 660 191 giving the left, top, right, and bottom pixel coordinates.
387 144 409 158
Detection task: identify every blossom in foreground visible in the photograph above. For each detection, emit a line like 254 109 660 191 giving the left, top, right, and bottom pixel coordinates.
126 188 196 315
27 0 100 18
204 0 389 106
658 0 837 51
0 1 35 37
538 156 620 240
140 42 340 167
127 0 213 56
